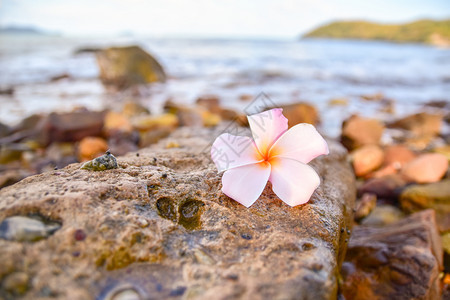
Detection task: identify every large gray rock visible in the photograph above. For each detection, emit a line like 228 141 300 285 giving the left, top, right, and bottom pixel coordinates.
0 127 355 299
96 45 166 89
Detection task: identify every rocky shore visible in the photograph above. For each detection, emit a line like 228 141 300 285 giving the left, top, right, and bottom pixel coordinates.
0 45 449 299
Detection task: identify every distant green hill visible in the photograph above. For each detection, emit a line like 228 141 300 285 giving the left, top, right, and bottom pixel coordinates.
303 19 450 47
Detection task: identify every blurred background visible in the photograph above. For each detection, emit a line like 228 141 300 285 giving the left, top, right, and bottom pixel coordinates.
0 0 449 185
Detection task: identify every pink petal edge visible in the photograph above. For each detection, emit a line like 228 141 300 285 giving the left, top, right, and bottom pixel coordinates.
247 108 288 156
211 133 262 172
221 162 271 207
269 157 320 207
270 123 329 164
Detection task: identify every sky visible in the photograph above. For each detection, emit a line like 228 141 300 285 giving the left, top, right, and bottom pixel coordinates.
0 0 449 38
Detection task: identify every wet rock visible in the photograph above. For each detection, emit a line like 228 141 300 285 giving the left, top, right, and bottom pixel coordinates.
78 137 109 162
132 114 178 132
388 112 443 137
50 73 70 82
354 193 377 221
274 102 319 127
200 110 221 127
122 101 150 118
366 164 397 179
104 111 133 135
401 153 448 183
74 47 100 55
139 127 173 147
0 127 355 299
81 151 118 171
0 122 10 138
400 180 450 232
0 87 14 95
341 115 384 150
351 145 384 177
217 108 241 121
0 144 27 164
196 95 221 114
328 98 348 106
360 92 384 101
12 114 45 133
383 144 416 169
0 216 60 242
342 210 443 300
42 111 105 145
360 204 405 226
96 46 166 89
165 100 222 127
359 174 406 200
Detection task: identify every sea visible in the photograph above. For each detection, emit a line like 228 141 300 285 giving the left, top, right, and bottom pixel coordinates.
0 34 449 137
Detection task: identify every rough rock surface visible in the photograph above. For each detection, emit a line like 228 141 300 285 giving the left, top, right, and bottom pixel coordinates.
341 210 443 300
0 127 355 300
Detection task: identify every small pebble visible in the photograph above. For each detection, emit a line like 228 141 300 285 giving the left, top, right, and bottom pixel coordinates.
74 229 86 241
137 218 149 228
241 233 252 240
0 216 60 242
169 286 186 297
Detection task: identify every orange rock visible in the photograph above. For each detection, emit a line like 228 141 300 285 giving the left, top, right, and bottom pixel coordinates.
104 111 132 135
341 115 384 150
401 153 448 183
122 101 150 117
132 114 178 131
444 274 450 285
78 137 108 162
276 102 319 127
351 145 384 177
200 110 221 127
383 144 416 169
196 95 221 114
388 112 442 137
239 94 253 101
366 164 397 179
218 108 239 121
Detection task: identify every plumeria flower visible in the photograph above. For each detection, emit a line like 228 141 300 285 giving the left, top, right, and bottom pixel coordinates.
211 108 329 207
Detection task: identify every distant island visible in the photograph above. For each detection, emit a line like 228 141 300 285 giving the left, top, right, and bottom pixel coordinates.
303 19 450 47
0 25 59 36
